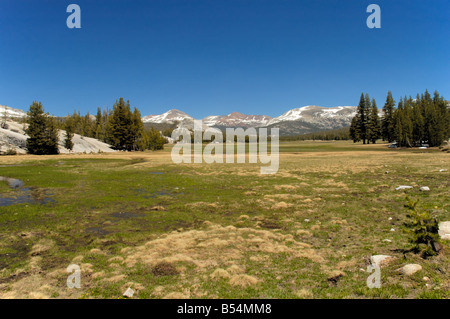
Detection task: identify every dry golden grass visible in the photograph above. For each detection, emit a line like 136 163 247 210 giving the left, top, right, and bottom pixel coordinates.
118 222 325 286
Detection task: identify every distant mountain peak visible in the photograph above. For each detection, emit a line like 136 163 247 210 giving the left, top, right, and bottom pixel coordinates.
142 109 193 124
203 112 272 128
267 105 356 126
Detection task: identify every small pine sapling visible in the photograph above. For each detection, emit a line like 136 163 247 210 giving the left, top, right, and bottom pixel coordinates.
404 196 440 258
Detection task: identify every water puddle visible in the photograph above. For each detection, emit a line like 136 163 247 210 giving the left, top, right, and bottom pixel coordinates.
0 176 24 189
110 211 142 219
0 176 53 207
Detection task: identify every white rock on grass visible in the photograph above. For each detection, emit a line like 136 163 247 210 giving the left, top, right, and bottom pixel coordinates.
396 186 413 190
370 255 395 268
419 186 430 191
123 288 135 298
438 221 450 240
397 264 422 276
439 169 448 172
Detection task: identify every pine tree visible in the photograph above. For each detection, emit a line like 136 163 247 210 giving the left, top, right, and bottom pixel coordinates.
433 91 449 145
356 93 367 144
25 101 59 155
381 91 396 142
81 113 95 138
410 98 424 146
64 117 74 151
368 99 380 143
145 128 166 150
131 107 144 151
352 89 448 148
106 98 133 150
421 92 443 147
404 197 440 258
94 107 104 141
401 97 413 147
349 116 360 143
393 98 404 146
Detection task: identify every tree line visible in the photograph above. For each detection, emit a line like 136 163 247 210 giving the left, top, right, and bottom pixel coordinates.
279 127 351 142
25 98 166 155
350 90 449 147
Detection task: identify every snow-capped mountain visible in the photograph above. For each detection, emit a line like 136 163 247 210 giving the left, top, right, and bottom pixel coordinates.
142 109 272 129
0 105 27 118
3 103 361 137
265 105 357 135
142 109 193 124
203 112 272 128
267 105 356 126
141 105 358 135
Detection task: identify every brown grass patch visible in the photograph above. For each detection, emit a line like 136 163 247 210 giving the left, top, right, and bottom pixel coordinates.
210 268 231 280
296 229 312 237
229 274 259 288
29 239 54 256
103 274 126 283
271 202 293 210
274 184 298 191
122 223 324 275
152 262 179 277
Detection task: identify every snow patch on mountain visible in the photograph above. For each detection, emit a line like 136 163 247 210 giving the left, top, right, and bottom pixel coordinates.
267 105 356 126
142 109 193 124
203 112 272 128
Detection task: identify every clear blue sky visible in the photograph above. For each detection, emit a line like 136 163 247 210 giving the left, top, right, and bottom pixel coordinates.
0 0 449 118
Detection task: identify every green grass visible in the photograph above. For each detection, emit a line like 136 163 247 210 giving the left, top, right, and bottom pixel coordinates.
0 141 448 299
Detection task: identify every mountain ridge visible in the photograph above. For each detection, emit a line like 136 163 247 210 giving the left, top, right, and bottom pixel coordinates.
142 106 358 135
2 104 358 136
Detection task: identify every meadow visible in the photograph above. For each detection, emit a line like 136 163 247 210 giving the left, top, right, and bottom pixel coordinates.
0 141 448 299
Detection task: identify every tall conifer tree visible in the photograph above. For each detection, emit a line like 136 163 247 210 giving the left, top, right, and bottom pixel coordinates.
25 101 59 155
381 91 396 142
